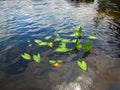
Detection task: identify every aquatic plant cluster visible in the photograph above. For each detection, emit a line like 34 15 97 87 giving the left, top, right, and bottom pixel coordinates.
21 26 98 71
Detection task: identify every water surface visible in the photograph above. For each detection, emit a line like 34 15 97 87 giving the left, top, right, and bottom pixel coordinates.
0 0 120 90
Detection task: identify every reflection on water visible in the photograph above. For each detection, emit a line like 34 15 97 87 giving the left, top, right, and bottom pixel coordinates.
0 0 120 90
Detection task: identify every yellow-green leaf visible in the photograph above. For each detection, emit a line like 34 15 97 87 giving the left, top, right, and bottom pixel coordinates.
84 40 92 52
49 60 56 64
88 35 98 39
55 47 72 53
38 42 48 46
34 39 42 44
77 60 88 71
58 30 65 33
21 53 31 60
45 36 52 40
48 42 53 47
33 53 41 63
57 60 63 63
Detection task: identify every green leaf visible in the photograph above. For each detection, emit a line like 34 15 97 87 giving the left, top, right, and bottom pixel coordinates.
58 30 65 33
70 33 76 37
33 53 41 63
55 47 72 53
76 38 82 50
34 39 42 44
88 35 98 39
48 42 53 47
45 36 52 40
61 38 71 43
71 39 76 43
74 26 82 37
84 40 92 52
77 60 88 71
57 60 63 63
21 53 31 60
54 37 62 41
49 60 56 64
38 42 48 46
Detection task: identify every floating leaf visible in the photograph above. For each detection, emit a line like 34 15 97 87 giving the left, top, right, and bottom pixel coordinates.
52 62 61 67
48 42 53 47
77 60 88 71
58 30 65 33
84 40 92 52
71 39 76 43
49 60 56 64
55 47 72 53
34 39 42 44
74 26 82 37
57 60 63 63
70 33 76 37
45 36 52 40
88 35 98 39
38 42 48 46
33 53 41 63
54 37 62 41
61 38 71 43
76 38 82 50
21 53 31 60
55 42 72 53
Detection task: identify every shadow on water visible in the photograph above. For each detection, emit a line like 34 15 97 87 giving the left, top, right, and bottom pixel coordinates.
0 0 120 90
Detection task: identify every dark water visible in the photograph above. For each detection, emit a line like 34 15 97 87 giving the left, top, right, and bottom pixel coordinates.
0 0 120 90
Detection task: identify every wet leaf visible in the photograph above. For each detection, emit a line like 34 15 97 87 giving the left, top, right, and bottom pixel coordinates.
45 36 52 40
33 53 41 63
49 60 56 64
88 35 98 39
58 30 65 33
55 42 72 52
38 42 48 46
48 42 53 47
61 38 71 43
77 60 88 71
84 40 92 52
70 33 76 37
71 39 76 43
52 62 61 67
54 37 62 41
76 38 82 50
34 39 42 44
21 53 31 60
55 47 72 53
74 26 82 37
57 60 63 63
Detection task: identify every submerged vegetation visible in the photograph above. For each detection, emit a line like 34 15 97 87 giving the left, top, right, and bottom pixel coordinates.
21 26 98 72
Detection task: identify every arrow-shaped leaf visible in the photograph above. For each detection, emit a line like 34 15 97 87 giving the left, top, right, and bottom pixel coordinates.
88 35 98 39
76 38 82 50
33 53 41 63
49 60 56 64
45 36 52 40
48 42 53 47
21 53 31 60
77 60 88 71
84 40 92 52
34 39 43 44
